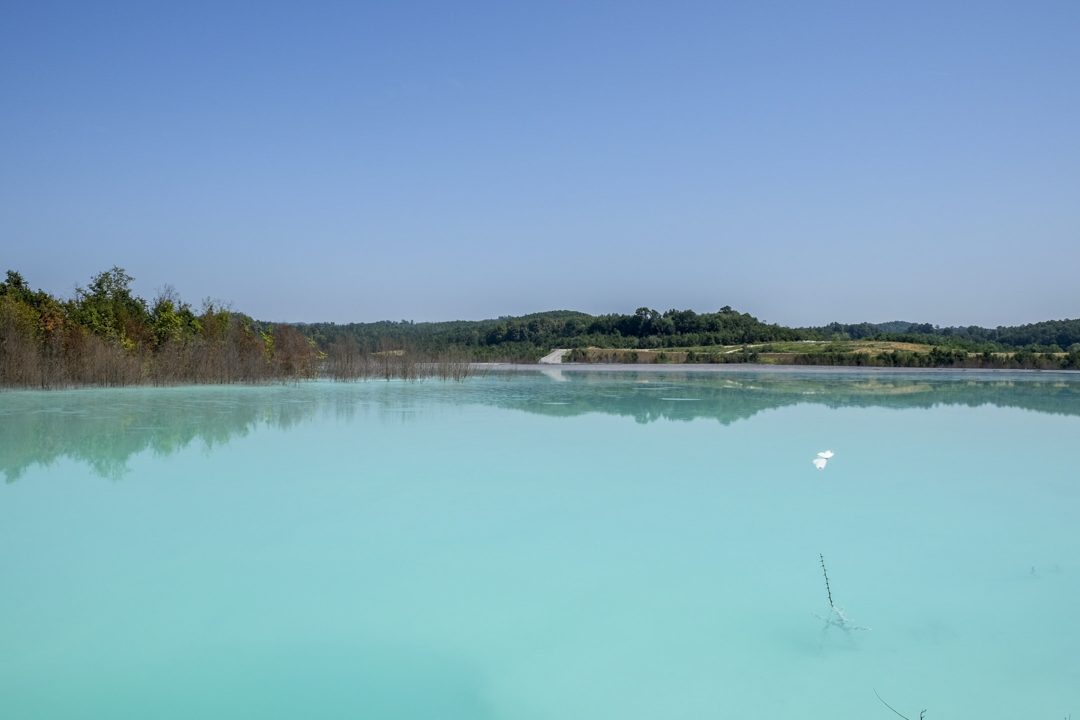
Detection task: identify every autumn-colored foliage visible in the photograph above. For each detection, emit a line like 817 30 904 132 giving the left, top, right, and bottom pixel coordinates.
1 267 482 388
0 268 318 388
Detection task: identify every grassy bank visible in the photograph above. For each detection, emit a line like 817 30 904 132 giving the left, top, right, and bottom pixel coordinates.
563 341 1080 370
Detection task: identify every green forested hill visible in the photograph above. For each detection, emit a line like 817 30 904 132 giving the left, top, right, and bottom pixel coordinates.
295 306 808 359
301 312 1080 357
2 266 1079 389
804 319 1080 352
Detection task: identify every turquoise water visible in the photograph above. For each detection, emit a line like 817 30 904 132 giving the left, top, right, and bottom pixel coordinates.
2 371 1078 719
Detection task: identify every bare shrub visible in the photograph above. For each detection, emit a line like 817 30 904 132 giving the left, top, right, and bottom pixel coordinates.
2 308 482 389
0 297 42 387
271 324 318 380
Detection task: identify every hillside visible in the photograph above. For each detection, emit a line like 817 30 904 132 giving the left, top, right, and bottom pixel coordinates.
295 306 807 360
3 266 1079 388
803 319 1080 352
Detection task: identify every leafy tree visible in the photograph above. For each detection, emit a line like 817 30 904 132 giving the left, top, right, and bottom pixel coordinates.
72 266 149 343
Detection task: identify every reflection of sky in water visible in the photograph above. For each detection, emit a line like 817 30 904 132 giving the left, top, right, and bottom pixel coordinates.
1 372 1079 718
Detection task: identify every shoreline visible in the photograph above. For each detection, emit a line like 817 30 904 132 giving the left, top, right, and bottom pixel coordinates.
3 363 1077 393
476 362 1080 376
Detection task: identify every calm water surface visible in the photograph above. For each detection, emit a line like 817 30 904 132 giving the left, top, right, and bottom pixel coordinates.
1 371 1078 719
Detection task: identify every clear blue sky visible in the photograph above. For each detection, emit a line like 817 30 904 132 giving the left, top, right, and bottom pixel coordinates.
2 1 1077 327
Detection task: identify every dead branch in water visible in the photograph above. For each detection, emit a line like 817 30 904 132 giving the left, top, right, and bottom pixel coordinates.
874 689 925 720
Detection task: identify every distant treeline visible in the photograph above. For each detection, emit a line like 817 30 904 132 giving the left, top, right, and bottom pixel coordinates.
3 267 1079 388
306 311 1080 356
805 320 1080 353
298 305 806 358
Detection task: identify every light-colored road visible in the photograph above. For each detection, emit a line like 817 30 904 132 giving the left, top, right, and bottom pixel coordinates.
538 349 570 364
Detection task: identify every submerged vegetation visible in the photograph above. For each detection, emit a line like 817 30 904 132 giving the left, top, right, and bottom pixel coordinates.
2 266 1079 388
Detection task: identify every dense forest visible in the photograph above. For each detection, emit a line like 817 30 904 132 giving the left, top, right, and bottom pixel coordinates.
2 267 1079 388
805 319 1080 352
298 304 807 360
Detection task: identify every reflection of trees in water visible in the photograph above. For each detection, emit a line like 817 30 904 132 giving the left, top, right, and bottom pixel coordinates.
0 383 459 482
0 389 309 482
3 373 1079 482
498 372 1080 426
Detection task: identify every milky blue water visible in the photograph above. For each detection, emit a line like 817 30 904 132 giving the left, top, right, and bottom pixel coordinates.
2 370 1079 719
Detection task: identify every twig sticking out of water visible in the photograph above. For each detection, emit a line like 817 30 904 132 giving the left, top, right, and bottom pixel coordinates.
813 554 869 632
820 553 834 607
874 689 925 720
